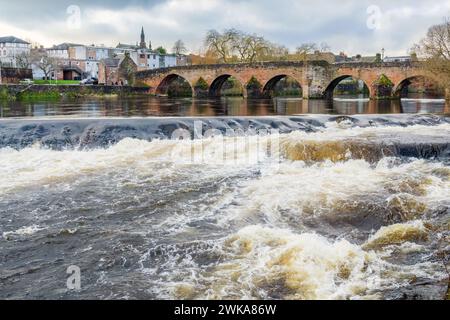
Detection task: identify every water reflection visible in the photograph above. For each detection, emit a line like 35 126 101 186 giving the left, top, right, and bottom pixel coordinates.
0 95 448 118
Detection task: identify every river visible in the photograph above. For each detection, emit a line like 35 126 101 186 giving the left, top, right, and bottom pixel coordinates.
0 95 449 118
0 96 449 300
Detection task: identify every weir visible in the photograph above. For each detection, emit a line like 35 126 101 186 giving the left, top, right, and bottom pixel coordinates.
1 115 449 155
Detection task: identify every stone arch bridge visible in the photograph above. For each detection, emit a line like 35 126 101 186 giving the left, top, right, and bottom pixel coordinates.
135 61 448 100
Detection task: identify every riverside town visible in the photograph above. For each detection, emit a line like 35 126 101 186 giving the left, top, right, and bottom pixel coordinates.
0 0 449 315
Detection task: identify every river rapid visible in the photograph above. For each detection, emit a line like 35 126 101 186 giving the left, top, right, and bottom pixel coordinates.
0 112 449 300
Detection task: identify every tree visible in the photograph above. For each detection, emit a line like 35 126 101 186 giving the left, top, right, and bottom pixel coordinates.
205 29 287 63
155 46 167 55
295 43 318 62
15 52 31 69
319 42 331 52
205 29 236 63
295 43 318 58
265 44 290 61
414 18 450 90
375 53 382 63
172 40 187 55
30 49 58 80
231 31 271 63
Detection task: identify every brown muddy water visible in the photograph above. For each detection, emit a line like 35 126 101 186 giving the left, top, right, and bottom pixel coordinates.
0 96 449 300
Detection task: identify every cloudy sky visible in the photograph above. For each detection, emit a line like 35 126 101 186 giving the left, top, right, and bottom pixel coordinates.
0 0 449 56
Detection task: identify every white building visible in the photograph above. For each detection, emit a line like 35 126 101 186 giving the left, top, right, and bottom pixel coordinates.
147 53 177 69
383 56 412 63
0 36 31 67
39 28 187 80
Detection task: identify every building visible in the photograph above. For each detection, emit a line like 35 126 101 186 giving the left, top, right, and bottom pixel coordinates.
3 28 187 81
0 36 31 67
115 28 178 71
46 28 182 80
46 43 111 80
383 56 412 63
98 54 138 85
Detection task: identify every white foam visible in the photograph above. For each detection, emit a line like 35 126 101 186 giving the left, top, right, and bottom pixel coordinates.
3 225 44 239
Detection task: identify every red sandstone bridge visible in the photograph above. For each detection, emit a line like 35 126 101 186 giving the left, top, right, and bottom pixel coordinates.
135 61 448 100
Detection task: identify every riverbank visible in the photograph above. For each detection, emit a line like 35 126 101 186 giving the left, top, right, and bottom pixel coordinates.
0 84 150 101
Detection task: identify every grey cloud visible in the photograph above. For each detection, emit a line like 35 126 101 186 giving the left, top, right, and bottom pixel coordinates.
0 0 448 55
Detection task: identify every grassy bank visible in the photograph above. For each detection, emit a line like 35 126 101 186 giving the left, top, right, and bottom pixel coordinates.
0 85 150 102
0 88 16 101
33 80 80 85
16 91 61 101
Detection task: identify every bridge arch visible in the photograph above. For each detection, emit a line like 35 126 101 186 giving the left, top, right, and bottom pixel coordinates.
392 75 443 98
262 75 303 98
324 75 372 99
209 74 246 97
156 74 194 97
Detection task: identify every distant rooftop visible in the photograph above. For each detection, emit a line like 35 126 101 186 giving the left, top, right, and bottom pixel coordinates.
116 43 139 50
384 56 412 59
0 36 30 44
50 43 84 50
102 58 121 67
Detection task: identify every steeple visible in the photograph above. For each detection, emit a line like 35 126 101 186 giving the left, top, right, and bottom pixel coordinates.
140 27 146 49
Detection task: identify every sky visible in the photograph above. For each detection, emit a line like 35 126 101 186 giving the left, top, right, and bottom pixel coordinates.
0 0 449 56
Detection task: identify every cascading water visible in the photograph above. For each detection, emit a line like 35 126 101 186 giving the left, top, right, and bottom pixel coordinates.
0 114 449 300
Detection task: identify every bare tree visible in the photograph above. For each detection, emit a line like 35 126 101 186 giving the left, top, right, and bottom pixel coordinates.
15 52 31 69
415 18 450 89
205 29 237 63
319 42 331 52
263 44 289 61
296 43 318 55
172 40 187 55
231 31 271 63
205 29 286 63
30 50 58 80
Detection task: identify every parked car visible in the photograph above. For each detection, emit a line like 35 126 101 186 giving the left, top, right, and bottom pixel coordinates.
19 79 34 85
80 78 98 85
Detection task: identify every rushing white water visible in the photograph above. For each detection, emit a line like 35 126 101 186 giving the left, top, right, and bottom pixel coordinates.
1 120 449 300
1 123 449 195
152 223 445 300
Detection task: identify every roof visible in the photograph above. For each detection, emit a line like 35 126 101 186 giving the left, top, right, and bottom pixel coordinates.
358 56 377 63
384 56 412 59
102 58 121 67
0 36 30 44
116 43 139 50
50 43 84 50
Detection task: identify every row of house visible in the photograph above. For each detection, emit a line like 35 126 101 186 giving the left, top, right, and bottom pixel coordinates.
0 28 188 84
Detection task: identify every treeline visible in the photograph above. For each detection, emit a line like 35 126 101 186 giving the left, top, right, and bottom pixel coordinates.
413 18 450 93
202 29 331 64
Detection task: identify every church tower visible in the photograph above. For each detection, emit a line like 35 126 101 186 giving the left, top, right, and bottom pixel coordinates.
140 27 147 49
